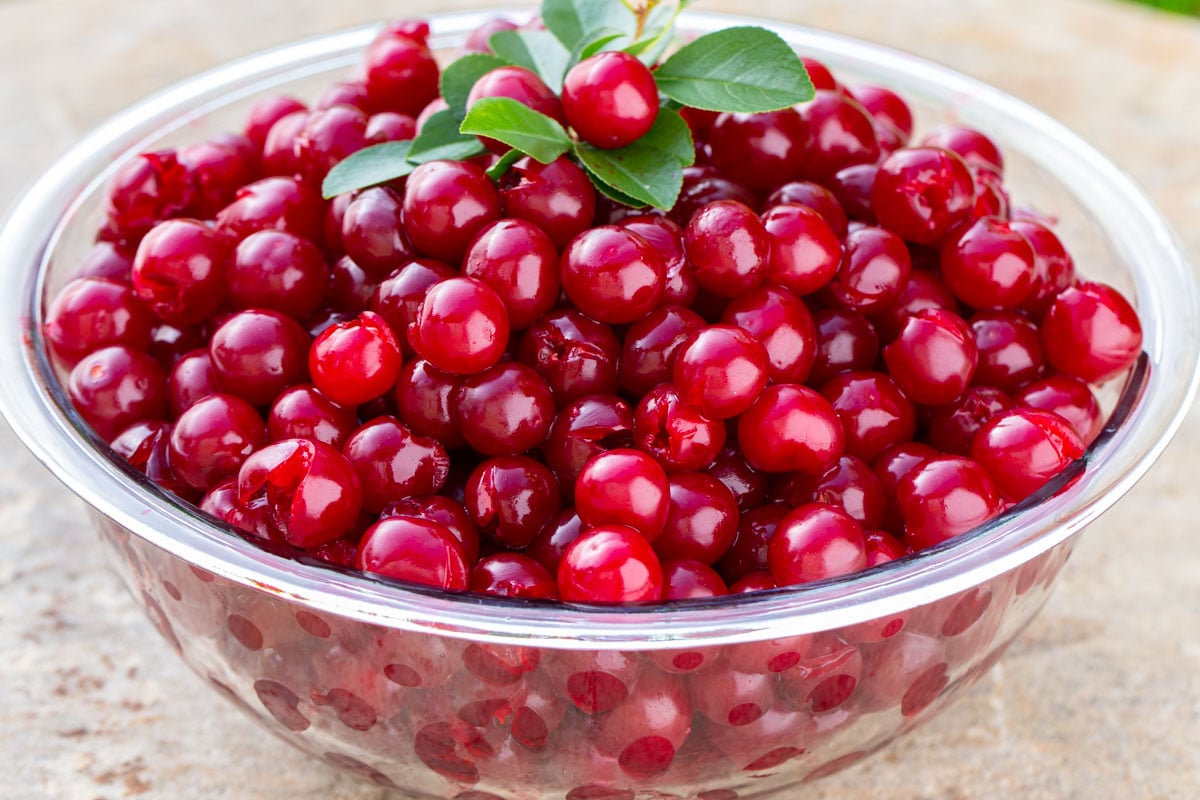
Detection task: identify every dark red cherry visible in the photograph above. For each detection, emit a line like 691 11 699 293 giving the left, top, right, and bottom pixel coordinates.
518 309 621 404
344 416 450 513
466 456 562 550
68 345 168 441
455 362 555 456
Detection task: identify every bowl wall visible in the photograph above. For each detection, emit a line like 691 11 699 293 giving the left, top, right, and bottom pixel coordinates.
1 8 1197 798
95 509 1071 796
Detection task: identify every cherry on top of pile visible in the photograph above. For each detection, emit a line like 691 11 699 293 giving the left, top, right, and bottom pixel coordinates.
44 0 1144 606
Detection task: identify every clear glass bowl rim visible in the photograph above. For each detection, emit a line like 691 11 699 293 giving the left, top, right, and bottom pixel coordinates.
0 9 1196 649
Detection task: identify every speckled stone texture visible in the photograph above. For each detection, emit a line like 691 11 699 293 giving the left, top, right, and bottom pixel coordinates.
0 0 1197 797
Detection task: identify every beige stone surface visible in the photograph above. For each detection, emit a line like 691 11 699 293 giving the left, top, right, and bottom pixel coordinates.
0 0 1198 797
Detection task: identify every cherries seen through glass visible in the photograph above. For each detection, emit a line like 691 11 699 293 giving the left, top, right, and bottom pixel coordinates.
52 13 1142 611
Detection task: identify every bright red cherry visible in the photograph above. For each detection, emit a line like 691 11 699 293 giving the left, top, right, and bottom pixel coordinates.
871 147 975 245
402 159 501 263
362 34 440 117
409 277 510 375
761 203 843 296
499 155 597 249
562 52 659 149
1015 374 1104 445
673 325 770 420
882 308 978 406
309 311 401 407
518 309 621 404
463 219 560 330
737 384 844 475
227 230 329 319
1040 281 1143 383
575 449 670 540
685 200 770 298
560 226 664 325
652 469 741 568
558 525 664 604
970 408 1084 502
357 517 470 590
469 553 559 600
940 216 1037 311
897 456 1002 550
768 503 868 585
819 371 917 463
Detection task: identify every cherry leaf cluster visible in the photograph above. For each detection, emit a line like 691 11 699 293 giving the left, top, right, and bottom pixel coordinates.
323 0 814 210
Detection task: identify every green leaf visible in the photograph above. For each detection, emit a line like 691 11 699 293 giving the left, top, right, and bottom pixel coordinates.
582 164 648 208
542 0 635 53
440 53 510 121
459 98 573 164
654 26 815 112
647 107 696 167
321 140 414 199
486 148 525 181
488 29 572 92
572 110 695 210
407 109 488 164
575 29 627 62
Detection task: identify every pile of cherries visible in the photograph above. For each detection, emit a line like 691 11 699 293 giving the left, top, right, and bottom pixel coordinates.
47 17 1143 606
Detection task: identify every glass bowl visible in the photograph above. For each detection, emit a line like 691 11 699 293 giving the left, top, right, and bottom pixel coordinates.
1 9 1196 798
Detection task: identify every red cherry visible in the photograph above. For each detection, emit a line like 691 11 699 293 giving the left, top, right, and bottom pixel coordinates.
562 52 659 149
558 526 664 604
970 408 1084 502
575 449 670 541
1040 281 1143 383
768 503 868 585
357 516 470 590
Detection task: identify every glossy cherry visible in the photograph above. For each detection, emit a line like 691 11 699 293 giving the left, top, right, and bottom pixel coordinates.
761 203 843 296
673 325 770 420
768 503 868 585
970 408 1084 502
466 456 562 550
308 311 401 407
560 226 664 325
897 455 1002 550
562 52 659 149
463 219 560 330
237 438 363 548
1040 281 1143 383
738 384 844 475
632 384 726 474
409 277 510 375
402 159 501 263
575 449 670 540
343 416 450 513
357 516 470 590
882 308 978 406
454 362 555 456
558 525 664 604
209 309 311 407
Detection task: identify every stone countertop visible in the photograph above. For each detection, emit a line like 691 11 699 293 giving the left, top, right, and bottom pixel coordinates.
1 0 1198 797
